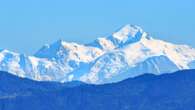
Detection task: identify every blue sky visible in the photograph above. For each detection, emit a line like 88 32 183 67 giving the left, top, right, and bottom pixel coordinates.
0 0 194 55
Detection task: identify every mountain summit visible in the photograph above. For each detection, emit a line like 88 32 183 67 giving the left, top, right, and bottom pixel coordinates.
88 24 147 50
0 24 195 84
108 24 145 46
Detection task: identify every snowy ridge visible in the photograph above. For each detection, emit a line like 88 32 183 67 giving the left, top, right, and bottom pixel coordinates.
1 24 195 84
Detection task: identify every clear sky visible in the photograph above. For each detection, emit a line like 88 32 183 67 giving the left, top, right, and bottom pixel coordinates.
0 0 194 55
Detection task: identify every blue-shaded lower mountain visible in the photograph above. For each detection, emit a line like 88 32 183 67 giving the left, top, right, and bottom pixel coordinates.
1 70 195 110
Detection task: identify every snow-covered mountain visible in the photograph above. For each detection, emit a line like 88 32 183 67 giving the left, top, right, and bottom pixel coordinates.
1 24 195 84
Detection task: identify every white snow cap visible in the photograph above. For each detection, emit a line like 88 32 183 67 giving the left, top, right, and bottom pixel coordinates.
112 24 143 41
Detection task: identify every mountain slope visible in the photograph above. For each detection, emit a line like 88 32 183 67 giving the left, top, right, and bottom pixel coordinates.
1 70 195 110
0 24 195 84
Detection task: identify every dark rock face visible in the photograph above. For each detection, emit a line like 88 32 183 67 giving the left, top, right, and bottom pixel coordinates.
0 70 195 110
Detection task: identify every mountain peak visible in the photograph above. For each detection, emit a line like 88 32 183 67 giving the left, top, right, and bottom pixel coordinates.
54 39 67 47
106 24 145 48
115 24 143 36
34 39 67 59
88 24 147 50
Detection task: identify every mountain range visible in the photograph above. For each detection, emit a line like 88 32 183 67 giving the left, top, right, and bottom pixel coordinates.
0 24 195 84
1 70 195 110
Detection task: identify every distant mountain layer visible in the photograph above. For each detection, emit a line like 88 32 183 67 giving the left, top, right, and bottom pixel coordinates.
0 24 195 84
1 70 195 110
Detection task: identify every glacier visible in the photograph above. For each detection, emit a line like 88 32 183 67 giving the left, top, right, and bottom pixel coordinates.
0 24 195 84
